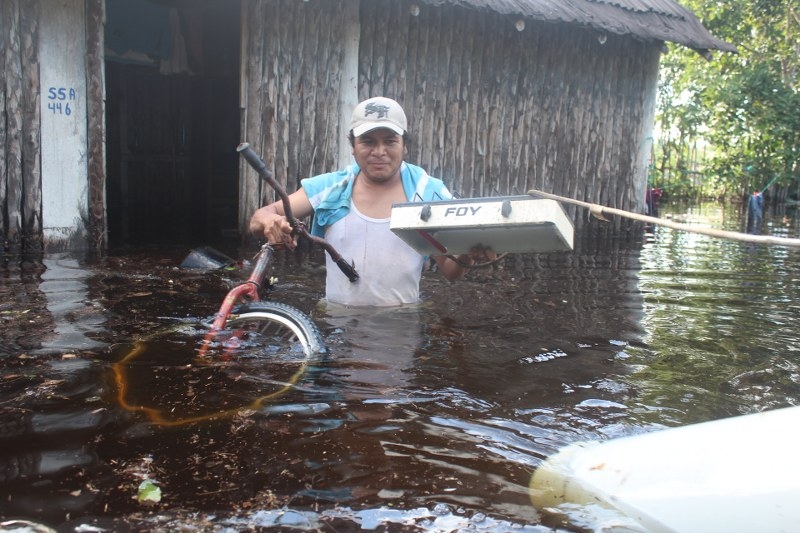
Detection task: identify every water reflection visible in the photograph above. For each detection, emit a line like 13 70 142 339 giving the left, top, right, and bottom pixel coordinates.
38 255 108 352
319 302 426 394
633 203 800 424
0 345 111 523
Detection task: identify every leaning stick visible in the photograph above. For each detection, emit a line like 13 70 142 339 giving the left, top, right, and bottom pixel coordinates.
527 189 800 248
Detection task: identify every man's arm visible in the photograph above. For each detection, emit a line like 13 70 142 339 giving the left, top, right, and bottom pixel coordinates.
249 188 314 249
433 246 497 281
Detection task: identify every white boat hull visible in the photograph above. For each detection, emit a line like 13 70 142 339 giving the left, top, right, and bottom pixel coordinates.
530 406 800 532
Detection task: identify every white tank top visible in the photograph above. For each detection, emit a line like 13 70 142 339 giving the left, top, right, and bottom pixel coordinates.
323 203 425 306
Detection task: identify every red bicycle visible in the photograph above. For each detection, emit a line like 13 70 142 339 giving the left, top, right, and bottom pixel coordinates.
109 143 358 426
197 143 359 360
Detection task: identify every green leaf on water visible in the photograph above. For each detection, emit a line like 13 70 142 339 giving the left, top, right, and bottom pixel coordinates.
137 479 162 503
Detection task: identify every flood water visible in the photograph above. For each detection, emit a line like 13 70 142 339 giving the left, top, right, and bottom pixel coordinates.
2 200 799 532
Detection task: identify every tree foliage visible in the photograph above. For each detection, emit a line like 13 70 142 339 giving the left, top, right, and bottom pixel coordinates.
655 0 800 200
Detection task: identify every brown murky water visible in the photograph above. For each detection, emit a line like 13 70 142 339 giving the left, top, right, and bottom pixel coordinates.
2 201 799 531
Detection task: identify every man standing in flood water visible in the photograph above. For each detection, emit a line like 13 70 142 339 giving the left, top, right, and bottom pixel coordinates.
249 96 493 307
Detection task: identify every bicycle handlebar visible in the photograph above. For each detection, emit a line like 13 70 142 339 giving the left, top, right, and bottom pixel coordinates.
237 142 359 283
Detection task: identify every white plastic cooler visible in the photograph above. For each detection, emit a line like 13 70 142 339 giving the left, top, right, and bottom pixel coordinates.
390 196 574 256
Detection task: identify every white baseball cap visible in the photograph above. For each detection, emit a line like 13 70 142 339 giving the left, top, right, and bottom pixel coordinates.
349 97 407 137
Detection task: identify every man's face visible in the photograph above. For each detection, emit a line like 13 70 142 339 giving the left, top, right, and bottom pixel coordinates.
352 129 406 183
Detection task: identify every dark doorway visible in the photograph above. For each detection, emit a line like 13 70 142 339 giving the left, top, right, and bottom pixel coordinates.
105 0 241 248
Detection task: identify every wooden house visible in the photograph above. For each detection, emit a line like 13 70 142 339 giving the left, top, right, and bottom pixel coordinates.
1 0 735 253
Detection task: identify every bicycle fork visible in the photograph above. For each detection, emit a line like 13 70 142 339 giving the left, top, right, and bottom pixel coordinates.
198 246 274 358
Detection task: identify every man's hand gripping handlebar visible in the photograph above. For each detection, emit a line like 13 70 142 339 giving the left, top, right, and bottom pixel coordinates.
237 143 359 283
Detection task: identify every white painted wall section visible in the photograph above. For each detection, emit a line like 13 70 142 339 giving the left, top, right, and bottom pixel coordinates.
39 0 89 249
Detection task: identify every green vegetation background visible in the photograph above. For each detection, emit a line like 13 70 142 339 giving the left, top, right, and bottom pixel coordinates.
654 0 800 203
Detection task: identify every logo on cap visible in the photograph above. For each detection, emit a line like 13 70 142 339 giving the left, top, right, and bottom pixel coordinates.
364 102 391 119
350 97 407 137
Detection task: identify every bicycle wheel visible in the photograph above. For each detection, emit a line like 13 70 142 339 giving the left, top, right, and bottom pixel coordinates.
225 301 326 359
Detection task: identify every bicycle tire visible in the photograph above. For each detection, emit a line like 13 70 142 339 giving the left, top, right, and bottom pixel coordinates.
227 301 326 358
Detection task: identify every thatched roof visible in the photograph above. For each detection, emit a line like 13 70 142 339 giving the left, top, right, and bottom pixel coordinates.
422 0 737 54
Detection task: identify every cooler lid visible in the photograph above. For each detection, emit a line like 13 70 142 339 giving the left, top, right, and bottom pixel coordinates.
390 196 574 256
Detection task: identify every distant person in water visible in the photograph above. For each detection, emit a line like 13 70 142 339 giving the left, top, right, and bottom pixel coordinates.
249 96 494 307
646 187 663 217
746 191 764 234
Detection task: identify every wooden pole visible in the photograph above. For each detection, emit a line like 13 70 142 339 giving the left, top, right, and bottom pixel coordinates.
527 189 800 248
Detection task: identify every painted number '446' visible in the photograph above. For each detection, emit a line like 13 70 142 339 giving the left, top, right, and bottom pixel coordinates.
47 86 76 116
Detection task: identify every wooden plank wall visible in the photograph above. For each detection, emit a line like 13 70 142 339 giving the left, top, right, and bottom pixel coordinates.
241 0 659 231
85 0 106 255
358 0 660 229
1 0 658 251
240 0 351 224
1 0 43 253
